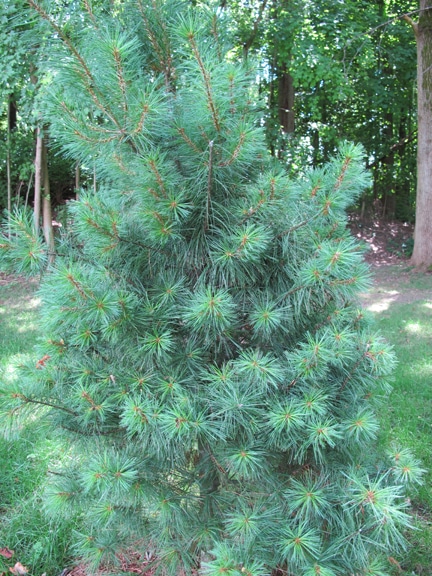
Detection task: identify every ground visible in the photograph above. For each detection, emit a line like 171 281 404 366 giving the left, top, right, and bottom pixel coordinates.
348 217 432 308
349 215 415 267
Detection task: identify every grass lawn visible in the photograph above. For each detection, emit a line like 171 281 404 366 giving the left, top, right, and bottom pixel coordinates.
363 266 432 575
0 268 431 575
0 275 77 576
0 276 40 375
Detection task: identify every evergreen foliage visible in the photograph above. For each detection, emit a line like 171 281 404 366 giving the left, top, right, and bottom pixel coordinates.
0 2 423 574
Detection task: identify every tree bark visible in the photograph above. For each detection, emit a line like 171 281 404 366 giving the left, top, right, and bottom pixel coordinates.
410 1 432 266
75 162 80 200
33 125 55 262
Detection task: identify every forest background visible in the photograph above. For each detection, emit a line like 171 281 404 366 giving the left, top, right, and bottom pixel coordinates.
0 0 425 243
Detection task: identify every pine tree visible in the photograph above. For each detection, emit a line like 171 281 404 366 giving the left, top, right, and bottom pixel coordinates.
0 2 423 575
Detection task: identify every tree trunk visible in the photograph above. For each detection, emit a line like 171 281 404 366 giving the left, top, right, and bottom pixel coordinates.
410 1 432 266
34 126 43 233
42 134 55 263
75 162 80 200
33 125 55 262
6 96 13 228
278 68 295 134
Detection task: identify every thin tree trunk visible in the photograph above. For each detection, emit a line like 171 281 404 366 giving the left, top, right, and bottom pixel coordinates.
407 2 432 266
25 172 33 210
75 162 80 199
6 95 17 237
34 126 43 233
6 145 11 215
42 134 55 263
15 181 23 209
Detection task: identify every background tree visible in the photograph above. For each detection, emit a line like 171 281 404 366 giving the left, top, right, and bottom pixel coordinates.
0 0 76 232
1 0 422 225
0 2 422 575
404 1 432 267
223 0 418 219
0 0 34 214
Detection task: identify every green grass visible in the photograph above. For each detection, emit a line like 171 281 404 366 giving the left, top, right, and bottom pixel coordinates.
0 277 40 376
377 302 432 506
0 276 77 576
0 427 77 575
364 271 432 575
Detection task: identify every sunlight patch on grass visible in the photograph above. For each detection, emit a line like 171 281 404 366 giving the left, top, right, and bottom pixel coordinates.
366 297 396 312
0 277 79 575
0 281 40 371
405 321 423 334
0 295 41 310
406 362 432 379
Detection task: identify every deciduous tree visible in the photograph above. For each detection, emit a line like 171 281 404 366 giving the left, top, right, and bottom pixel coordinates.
404 1 432 266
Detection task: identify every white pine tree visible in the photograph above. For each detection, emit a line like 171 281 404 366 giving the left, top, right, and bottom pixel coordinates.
0 2 423 575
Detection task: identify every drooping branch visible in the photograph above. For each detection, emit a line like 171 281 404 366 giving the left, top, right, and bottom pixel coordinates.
11 392 78 416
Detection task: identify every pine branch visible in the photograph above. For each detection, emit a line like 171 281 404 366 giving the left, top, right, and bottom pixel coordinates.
27 0 140 154
278 211 322 237
28 1 121 131
176 127 203 154
205 140 214 231
136 0 174 91
334 156 352 190
218 132 246 167
82 0 98 29
10 392 78 416
148 159 167 198
112 46 129 117
187 34 221 132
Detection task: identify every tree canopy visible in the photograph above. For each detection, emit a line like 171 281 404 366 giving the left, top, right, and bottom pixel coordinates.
0 0 420 224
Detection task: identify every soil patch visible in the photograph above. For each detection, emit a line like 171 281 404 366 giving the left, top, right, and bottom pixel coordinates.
348 215 414 267
348 217 432 307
